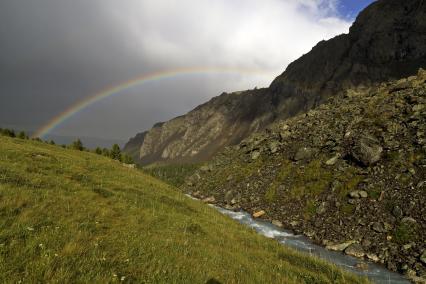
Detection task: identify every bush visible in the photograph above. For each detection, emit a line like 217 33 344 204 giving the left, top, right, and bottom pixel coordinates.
71 139 84 151
17 131 28 139
101 148 110 157
110 144 121 161
1 128 15 138
121 154 134 164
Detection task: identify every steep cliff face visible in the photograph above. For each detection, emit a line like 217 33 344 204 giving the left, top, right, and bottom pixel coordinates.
126 0 426 165
270 0 426 103
138 89 278 165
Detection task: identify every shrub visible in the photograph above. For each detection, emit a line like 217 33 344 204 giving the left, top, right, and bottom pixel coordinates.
17 131 27 139
1 128 15 138
71 139 84 151
110 144 121 161
121 153 134 164
94 147 102 155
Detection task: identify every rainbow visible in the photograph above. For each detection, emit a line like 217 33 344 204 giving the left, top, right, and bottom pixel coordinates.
33 67 271 139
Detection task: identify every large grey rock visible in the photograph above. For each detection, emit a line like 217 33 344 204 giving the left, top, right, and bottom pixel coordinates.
372 222 388 233
294 147 317 161
392 206 403 219
326 240 356 251
345 244 365 258
251 151 261 160
325 154 341 165
349 134 383 166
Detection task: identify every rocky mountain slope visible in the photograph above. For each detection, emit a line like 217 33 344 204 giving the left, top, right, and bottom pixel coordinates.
126 0 426 165
184 70 426 282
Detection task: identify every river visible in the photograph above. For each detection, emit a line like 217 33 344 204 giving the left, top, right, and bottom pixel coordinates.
213 206 409 284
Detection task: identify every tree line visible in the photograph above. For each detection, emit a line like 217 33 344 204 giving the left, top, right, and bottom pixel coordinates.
0 128 134 165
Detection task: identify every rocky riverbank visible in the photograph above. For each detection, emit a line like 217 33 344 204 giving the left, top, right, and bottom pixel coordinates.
184 70 426 283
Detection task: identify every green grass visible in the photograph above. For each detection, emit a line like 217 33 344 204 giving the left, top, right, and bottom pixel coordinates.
394 222 418 244
0 136 369 283
143 164 200 187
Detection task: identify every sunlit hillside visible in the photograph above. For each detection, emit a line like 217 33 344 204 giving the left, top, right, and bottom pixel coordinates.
0 136 367 283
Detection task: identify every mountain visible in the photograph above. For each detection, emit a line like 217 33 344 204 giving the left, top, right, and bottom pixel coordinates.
0 135 366 283
122 131 147 161
125 0 426 166
184 70 426 282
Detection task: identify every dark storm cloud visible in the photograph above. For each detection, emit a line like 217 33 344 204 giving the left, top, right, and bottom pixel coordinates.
0 0 351 140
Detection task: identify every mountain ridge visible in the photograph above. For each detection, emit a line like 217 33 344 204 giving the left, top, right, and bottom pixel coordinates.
125 0 426 166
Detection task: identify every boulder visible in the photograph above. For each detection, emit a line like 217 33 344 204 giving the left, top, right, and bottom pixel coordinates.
392 206 403 219
372 222 388 233
345 244 365 258
224 190 234 203
349 191 361 199
366 253 380 262
200 165 210 172
123 163 136 169
326 240 356 251
253 210 266 218
251 151 261 160
401 217 417 224
269 141 279 154
325 154 341 166
316 202 326 215
347 134 383 166
202 196 216 204
272 220 283 227
294 147 317 161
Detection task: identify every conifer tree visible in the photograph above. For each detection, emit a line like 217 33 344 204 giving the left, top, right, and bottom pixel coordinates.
121 154 134 164
71 139 84 151
110 144 121 161
18 131 26 139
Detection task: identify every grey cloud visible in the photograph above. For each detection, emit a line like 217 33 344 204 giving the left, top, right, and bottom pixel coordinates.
0 0 350 140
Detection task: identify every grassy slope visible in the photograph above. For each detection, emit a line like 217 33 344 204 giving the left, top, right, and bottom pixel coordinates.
0 137 367 283
142 164 200 187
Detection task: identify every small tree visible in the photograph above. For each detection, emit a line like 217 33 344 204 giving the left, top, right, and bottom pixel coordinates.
121 154 134 164
102 148 110 157
17 131 27 139
95 147 102 155
49 140 56 145
2 129 15 138
110 144 121 161
71 139 84 151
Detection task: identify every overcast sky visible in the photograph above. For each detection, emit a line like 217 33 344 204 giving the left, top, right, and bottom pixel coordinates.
0 0 374 141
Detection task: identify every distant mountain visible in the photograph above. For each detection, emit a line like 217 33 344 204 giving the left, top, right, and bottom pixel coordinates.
123 131 147 161
125 0 426 165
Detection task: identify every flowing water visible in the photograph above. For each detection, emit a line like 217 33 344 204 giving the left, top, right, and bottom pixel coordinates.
213 206 410 284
